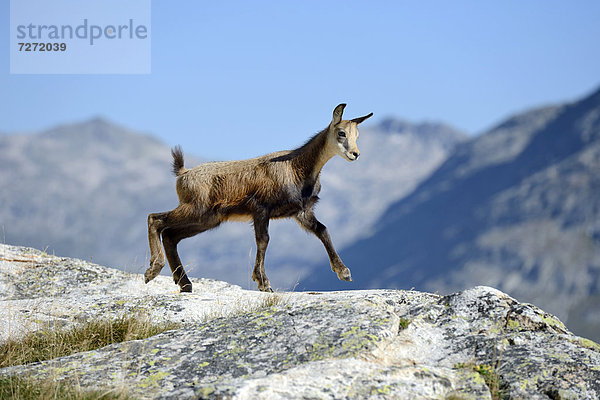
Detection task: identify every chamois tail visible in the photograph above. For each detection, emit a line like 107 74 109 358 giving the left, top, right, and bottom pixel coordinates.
171 145 187 176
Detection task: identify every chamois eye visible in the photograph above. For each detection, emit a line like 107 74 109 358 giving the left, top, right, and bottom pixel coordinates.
338 131 346 138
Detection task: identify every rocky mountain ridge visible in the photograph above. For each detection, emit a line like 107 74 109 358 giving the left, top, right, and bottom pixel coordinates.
1 244 599 399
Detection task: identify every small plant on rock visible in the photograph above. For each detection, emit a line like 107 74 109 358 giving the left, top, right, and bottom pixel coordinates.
454 362 505 400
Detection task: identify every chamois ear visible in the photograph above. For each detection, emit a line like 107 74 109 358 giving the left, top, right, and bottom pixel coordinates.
351 112 373 125
331 103 346 125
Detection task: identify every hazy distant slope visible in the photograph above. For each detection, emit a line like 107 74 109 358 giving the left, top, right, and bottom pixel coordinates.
0 118 193 269
304 88 600 340
0 116 465 289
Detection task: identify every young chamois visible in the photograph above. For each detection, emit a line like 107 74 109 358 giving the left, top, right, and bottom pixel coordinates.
145 104 373 292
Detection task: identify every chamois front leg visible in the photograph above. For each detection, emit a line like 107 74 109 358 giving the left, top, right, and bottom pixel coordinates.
295 209 352 282
252 209 273 292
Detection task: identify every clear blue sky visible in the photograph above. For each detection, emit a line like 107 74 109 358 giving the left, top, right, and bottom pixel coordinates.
2 1 599 160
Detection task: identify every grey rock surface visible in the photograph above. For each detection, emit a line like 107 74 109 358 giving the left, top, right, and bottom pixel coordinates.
1 244 599 399
0 244 270 342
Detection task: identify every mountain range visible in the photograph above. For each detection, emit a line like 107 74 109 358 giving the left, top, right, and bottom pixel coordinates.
0 119 198 269
0 115 465 290
303 88 600 341
2 88 599 341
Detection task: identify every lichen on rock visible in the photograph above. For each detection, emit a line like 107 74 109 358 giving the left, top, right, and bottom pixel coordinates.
1 244 599 399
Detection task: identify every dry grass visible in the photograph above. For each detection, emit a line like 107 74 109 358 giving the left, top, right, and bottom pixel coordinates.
0 313 180 368
255 292 285 309
0 287 285 399
0 294 285 399
198 291 287 323
0 375 130 400
0 313 180 399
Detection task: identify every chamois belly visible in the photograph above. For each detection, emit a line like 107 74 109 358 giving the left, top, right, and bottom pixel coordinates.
218 202 304 222
215 193 308 223
221 213 253 222
270 202 305 219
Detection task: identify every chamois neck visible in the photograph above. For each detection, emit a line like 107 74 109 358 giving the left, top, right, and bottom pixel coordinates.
292 127 334 181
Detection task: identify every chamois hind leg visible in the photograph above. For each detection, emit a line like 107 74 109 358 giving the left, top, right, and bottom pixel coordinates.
295 209 352 282
161 226 198 293
252 209 273 292
146 205 196 284
161 217 221 293
147 211 169 283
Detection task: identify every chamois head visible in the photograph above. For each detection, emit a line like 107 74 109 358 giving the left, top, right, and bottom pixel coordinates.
329 103 373 161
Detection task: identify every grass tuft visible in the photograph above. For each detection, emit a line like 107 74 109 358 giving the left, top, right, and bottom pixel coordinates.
0 313 179 399
0 313 179 368
0 295 284 398
256 293 285 309
0 375 129 400
199 292 287 323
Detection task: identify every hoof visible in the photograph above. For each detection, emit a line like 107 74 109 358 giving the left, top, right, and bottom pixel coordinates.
336 268 352 282
257 283 273 292
144 268 159 284
180 283 193 293
253 273 272 292
145 256 165 283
